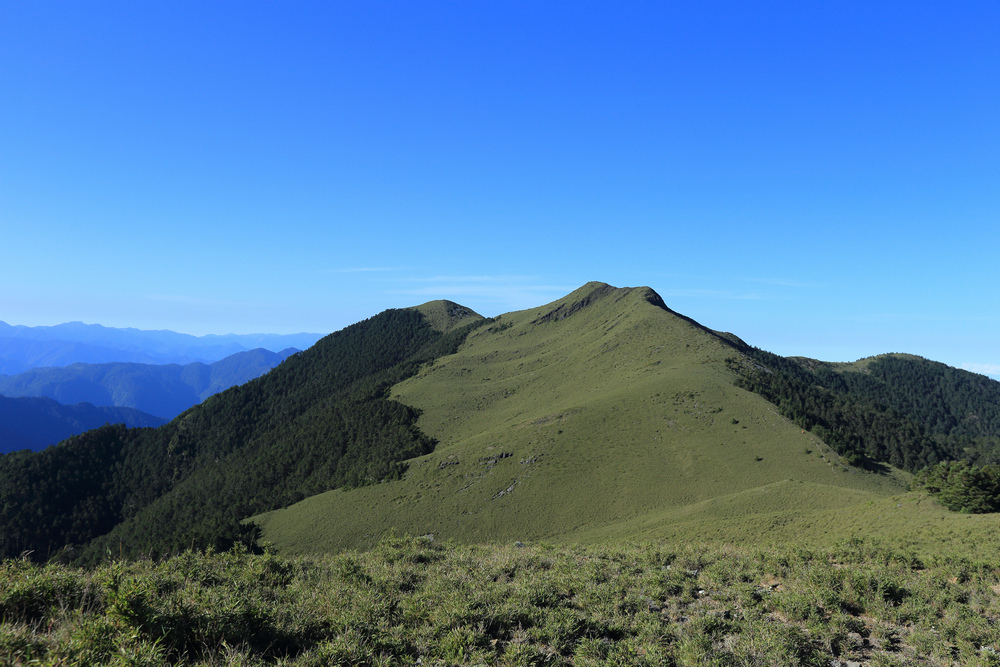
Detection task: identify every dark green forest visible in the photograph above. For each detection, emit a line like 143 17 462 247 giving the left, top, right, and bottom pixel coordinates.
912 460 1000 514
729 350 1000 472
0 309 482 564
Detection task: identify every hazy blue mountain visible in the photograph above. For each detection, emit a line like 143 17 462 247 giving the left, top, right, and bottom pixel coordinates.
0 337 176 375
0 321 323 374
0 395 166 454
0 348 299 420
187 333 327 353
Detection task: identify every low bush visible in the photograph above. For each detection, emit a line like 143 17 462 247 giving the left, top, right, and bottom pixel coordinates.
1 537 998 665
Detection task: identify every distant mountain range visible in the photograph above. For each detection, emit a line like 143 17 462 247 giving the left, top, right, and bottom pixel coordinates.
0 395 165 454
0 321 323 374
0 347 300 421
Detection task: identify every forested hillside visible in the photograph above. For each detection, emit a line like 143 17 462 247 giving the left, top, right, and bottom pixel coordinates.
0 307 482 563
730 349 1000 471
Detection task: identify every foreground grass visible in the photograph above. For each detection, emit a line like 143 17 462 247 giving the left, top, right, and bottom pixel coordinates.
3 537 1000 666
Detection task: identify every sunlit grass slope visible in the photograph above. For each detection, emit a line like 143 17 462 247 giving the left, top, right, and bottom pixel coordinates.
255 283 918 553
412 300 483 333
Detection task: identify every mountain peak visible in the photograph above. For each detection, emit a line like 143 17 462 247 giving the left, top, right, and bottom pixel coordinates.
529 282 668 325
413 300 483 333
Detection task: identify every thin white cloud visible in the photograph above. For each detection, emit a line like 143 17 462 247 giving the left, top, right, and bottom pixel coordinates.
391 275 575 310
145 294 263 308
659 288 763 300
397 284 571 299
405 275 542 284
838 312 1000 324
321 267 405 274
961 363 1000 378
738 277 819 289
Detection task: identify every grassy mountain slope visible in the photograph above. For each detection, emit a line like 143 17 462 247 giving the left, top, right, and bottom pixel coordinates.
254 283 914 553
0 348 297 420
413 300 484 333
8 535 1000 666
0 307 483 563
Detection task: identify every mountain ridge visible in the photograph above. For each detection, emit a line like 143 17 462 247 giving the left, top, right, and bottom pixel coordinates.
0 320 323 374
0 347 300 420
253 283 910 552
1 282 999 563
0 395 166 453
0 307 483 562
412 300 484 333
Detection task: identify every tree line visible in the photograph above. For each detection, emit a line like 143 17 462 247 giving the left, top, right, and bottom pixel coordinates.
729 348 1000 511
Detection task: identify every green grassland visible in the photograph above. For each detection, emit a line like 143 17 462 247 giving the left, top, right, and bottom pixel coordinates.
413 300 484 333
253 283 959 556
5 536 1000 666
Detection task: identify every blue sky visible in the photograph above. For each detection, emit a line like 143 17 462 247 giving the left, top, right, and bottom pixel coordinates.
1 2 997 376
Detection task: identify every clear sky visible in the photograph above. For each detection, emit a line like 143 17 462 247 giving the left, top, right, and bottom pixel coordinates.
1 2 997 376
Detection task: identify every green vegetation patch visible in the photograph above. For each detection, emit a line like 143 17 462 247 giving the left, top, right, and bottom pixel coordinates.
3 537 1000 666
914 460 1000 513
412 300 484 333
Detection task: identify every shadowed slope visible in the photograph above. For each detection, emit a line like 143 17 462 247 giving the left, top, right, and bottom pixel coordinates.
0 395 166 453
